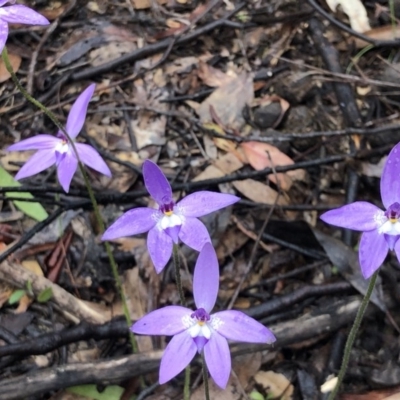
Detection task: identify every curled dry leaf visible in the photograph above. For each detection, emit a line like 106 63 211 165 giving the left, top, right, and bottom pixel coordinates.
0 53 21 83
326 0 371 33
240 142 305 191
254 370 294 400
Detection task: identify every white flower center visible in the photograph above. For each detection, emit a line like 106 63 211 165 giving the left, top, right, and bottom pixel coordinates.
181 314 224 340
379 219 400 235
160 213 182 230
54 140 69 154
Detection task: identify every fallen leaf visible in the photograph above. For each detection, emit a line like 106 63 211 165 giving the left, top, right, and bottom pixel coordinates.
338 25 400 49
132 0 167 9
326 0 371 33
254 370 294 400
0 53 21 83
196 72 254 130
233 179 287 205
241 141 305 190
198 60 237 87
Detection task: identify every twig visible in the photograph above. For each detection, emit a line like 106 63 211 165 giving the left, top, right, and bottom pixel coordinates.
0 260 107 324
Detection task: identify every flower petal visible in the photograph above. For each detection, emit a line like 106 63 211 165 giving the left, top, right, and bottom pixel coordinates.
178 217 211 251
359 229 388 279
142 160 173 206
66 84 95 139
320 202 382 231
177 191 240 217
7 135 58 151
381 142 400 209
159 331 197 385
14 149 56 181
0 1 9 7
394 239 400 267
384 234 400 251
57 152 78 193
212 310 276 344
131 306 192 335
147 226 173 273
75 143 111 177
193 243 219 313
102 208 157 240
0 5 49 25
204 332 231 389
0 19 8 54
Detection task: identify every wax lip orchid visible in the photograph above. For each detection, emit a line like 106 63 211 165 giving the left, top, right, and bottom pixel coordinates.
7 84 111 193
0 1 50 53
131 243 276 389
321 142 400 279
102 160 239 273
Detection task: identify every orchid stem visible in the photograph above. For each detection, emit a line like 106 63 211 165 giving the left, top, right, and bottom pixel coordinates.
171 244 190 398
202 353 210 400
184 363 190 400
172 244 185 306
327 271 378 400
1 46 138 354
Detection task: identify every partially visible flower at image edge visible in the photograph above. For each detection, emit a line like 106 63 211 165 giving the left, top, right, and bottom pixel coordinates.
320 142 400 279
7 84 112 193
0 0 49 53
102 160 240 273
131 243 276 389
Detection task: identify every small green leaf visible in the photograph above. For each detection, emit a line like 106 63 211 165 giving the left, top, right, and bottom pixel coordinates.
9 290 26 305
26 280 33 296
37 287 53 303
0 165 48 222
67 384 134 400
250 391 265 400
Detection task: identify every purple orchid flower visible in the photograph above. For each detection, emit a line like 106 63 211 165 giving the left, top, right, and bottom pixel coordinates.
321 142 400 279
102 160 239 273
0 1 49 53
7 84 111 193
132 243 276 389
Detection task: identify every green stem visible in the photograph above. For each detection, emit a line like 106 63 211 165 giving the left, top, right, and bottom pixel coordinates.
328 271 378 400
183 363 190 400
172 244 185 306
1 46 138 353
172 244 190 398
202 353 210 400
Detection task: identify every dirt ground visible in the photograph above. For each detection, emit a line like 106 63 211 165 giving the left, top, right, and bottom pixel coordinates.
2 0 400 399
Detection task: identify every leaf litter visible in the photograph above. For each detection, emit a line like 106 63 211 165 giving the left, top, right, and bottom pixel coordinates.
2 1 400 399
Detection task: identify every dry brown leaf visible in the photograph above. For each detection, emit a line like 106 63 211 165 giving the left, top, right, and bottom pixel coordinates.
132 0 167 9
240 141 305 191
22 260 44 277
87 1 107 14
89 41 136 67
196 72 254 130
233 179 287 205
254 370 294 400
326 0 370 33
0 53 21 83
216 226 249 260
1 150 31 172
198 61 237 87
123 268 153 352
193 153 243 182
191 372 246 400
339 25 400 49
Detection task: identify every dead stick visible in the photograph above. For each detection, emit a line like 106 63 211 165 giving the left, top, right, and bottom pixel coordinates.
0 260 107 324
